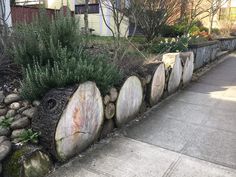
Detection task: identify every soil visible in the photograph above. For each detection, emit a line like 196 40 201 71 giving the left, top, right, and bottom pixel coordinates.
0 57 22 94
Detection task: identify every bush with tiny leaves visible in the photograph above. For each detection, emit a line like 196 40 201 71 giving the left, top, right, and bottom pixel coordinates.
11 9 122 100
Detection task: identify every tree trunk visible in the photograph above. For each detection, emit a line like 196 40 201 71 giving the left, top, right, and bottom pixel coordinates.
148 63 165 106
32 82 104 161
115 76 143 127
163 53 183 94
3 145 53 177
84 0 89 35
180 52 194 86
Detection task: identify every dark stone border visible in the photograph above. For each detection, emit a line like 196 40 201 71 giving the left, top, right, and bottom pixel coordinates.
189 40 219 48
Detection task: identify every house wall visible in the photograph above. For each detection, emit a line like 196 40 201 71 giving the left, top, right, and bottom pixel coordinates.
15 0 75 11
76 2 129 37
197 0 236 32
45 0 75 11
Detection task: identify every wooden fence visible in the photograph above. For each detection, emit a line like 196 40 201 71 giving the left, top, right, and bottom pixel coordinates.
11 5 73 25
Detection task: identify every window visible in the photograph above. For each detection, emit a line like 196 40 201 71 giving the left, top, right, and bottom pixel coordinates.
75 2 99 14
75 0 99 5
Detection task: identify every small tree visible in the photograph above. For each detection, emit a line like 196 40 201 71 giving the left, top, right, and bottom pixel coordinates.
0 0 13 77
99 0 137 61
84 0 89 35
129 0 180 42
184 0 228 34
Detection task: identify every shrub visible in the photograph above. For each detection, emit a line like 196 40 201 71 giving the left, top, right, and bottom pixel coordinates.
160 25 185 37
212 28 220 35
188 36 208 44
12 9 122 101
189 25 200 35
21 47 122 100
147 36 190 54
199 26 209 32
12 10 84 67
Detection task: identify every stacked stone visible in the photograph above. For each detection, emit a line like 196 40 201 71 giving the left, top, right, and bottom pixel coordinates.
0 91 39 174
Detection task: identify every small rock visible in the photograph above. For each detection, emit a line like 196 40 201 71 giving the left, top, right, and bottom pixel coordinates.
9 102 21 110
0 140 12 161
11 117 30 130
4 94 21 105
11 129 26 139
14 114 22 120
17 106 29 114
6 109 16 118
22 100 30 107
32 100 40 107
0 128 11 136
0 108 7 116
0 91 5 103
12 138 21 144
0 104 5 109
13 88 18 93
22 107 37 119
0 136 8 144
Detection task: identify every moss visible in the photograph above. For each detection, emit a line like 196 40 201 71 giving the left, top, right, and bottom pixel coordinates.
23 151 52 177
3 146 53 177
3 147 29 177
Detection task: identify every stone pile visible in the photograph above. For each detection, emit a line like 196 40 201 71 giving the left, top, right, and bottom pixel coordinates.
0 91 39 174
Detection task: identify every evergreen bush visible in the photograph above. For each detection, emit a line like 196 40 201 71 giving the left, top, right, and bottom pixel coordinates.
11 10 122 100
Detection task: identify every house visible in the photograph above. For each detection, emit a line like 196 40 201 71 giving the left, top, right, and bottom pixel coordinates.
199 0 236 33
0 0 12 28
13 0 129 37
75 0 129 37
15 0 75 11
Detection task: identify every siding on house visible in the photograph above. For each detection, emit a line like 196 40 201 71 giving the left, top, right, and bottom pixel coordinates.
15 0 75 11
76 0 129 37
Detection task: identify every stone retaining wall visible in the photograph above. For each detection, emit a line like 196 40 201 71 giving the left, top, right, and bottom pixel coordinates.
189 37 236 70
189 41 219 70
217 37 236 51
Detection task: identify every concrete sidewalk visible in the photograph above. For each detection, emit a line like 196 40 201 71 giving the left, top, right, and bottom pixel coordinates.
48 54 236 177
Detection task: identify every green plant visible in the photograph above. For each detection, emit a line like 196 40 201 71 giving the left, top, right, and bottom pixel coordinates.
12 10 84 68
147 35 191 54
0 116 14 128
11 9 122 101
20 48 122 100
212 28 220 35
189 25 200 34
160 25 185 37
18 129 40 144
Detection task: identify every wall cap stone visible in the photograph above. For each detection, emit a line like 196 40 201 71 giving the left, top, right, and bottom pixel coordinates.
189 40 218 48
